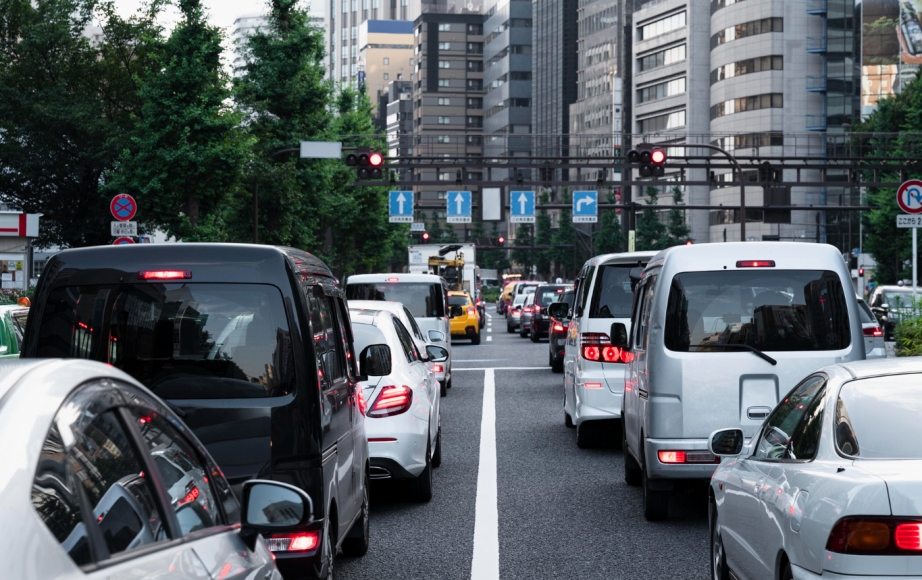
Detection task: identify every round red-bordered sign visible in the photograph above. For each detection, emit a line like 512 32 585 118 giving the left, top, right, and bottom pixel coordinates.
110 194 137 221
113 237 135 245
897 180 922 214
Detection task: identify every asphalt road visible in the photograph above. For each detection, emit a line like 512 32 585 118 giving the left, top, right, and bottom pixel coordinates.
337 306 710 580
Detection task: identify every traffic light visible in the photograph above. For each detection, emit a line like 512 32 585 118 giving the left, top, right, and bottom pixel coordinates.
758 162 778 183
858 267 865 277
627 146 666 177
497 236 505 245
345 147 384 179
422 231 430 241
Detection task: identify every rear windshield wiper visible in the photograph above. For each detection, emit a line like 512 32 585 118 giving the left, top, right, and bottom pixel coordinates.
689 343 778 366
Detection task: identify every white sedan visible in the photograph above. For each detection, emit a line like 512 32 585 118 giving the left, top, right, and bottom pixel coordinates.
0 359 318 580
708 357 922 580
351 308 446 502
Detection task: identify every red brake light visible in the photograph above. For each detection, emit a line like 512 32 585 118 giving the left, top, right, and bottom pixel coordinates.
433 364 444 373
137 270 192 280
863 326 883 337
580 333 628 363
584 382 603 389
268 531 320 552
553 322 566 332
658 451 686 464
367 385 413 418
895 523 922 551
386 277 399 282
177 485 199 507
601 345 621 362
535 305 542 313
735 260 775 268
523 306 534 313
827 518 922 554
582 345 600 361
467 307 476 316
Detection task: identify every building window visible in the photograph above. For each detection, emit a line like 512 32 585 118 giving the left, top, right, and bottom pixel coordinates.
466 97 483 108
710 0 745 13
467 60 483 71
438 60 451 68
383 57 389 65
342 0 347 13
438 135 451 143
351 26 357 39
397 73 403 80
384 73 389 80
373 0 378 6
711 132 784 151
711 18 783 49
638 11 686 40
467 23 483 34
438 116 451 124
439 79 450 87
711 93 783 119
467 42 483 54
711 55 783 83
637 44 685 72
637 109 686 133
438 23 451 31
637 77 686 103
439 42 451 50
438 97 450 105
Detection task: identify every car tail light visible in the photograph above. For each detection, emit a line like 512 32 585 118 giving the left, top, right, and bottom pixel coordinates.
386 277 399 282
535 305 542 314
580 333 632 363
553 322 566 332
658 451 686 464
468 307 476 316
433 364 444 373
367 385 412 418
267 531 320 552
584 382 603 389
137 270 192 280
523 306 534 313
827 518 922 554
356 388 366 416
735 260 775 268
863 326 883 337
657 450 719 464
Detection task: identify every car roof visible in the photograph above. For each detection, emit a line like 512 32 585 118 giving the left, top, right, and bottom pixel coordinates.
837 357 922 380
589 251 659 267
876 285 913 291
348 273 444 283
646 242 845 274
349 299 408 315
350 311 385 325
39 243 335 282
448 290 470 297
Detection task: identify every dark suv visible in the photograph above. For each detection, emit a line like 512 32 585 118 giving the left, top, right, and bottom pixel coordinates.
529 284 573 341
22 244 370 580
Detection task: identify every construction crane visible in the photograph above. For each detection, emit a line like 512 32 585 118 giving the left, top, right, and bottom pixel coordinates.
428 244 466 292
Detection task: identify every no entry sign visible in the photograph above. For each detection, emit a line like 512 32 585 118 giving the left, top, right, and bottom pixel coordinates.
113 237 135 245
110 194 137 221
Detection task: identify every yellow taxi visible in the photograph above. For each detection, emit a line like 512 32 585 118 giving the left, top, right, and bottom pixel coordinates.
448 291 481 344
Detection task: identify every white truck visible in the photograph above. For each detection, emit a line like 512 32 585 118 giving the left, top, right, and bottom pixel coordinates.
408 244 479 294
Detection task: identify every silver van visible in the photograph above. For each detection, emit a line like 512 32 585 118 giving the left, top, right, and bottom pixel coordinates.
346 273 452 386
618 242 864 521
551 251 658 448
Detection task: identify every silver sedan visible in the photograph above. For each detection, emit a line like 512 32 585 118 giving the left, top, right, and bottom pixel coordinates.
0 359 312 580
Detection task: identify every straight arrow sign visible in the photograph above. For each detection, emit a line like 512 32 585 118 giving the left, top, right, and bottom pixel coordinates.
389 190 413 223
446 190 472 223
397 192 407 215
455 192 464 215
510 190 535 223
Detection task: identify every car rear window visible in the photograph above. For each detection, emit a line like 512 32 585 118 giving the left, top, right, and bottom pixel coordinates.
352 322 388 355
836 374 922 459
448 295 470 306
663 270 851 352
857 300 875 324
34 283 294 399
536 287 566 307
589 265 635 318
346 282 445 319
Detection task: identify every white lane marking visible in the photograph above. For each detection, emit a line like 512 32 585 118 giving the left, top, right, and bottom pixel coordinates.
486 336 492 341
455 366 546 371
487 327 492 333
471 369 499 580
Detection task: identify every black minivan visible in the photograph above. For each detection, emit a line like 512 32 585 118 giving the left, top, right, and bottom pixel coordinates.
22 244 370 580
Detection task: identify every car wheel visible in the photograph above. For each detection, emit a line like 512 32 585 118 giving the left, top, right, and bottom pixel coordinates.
447 376 452 389
341 472 370 557
576 421 597 448
530 329 540 342
413 440 433 502
642 456 669 521
320 516 336 579
471 331 481 345
623 430 642 486
551 355 563 373
710 501 730 580
507 323 514 334
440 380 447 397
432 425 442 468
519 326 528 338
780 560 793 580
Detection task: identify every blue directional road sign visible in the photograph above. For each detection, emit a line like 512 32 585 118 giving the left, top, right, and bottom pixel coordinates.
446 191 472 223
510 191 536 223
572 190 598 223
389 190 413 223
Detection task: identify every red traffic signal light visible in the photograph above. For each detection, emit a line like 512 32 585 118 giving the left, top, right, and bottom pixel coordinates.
498 236 505 245
369 152 383 166
346 148 384 179
422 232 430 241
628 147 666 178
858 267 865 277
651 149 666 165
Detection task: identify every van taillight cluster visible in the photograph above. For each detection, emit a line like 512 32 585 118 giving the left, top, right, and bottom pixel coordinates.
735 260 775 268
580 333 633 363
863 326 883 337
826 518 922 554
367 385 413 418
137 270 192 280
267 531 320 552
657 450 720 464
553 322 567 332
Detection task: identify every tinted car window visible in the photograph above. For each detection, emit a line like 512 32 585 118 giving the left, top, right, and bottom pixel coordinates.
883 290 913 308
129 409 221 535
32 423 93 567
857 300 875 324
589 266 635 318
754 375 826 460
351 321 388 355
393 317 419 362
836 374 922 459
536 287 567 307
346 282 445 319
448 295 470 307
663 270 851 352
35 284 294 399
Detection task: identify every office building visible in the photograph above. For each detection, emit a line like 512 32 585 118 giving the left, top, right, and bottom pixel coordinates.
532 0 578 165
385 80 414 159
358 20 415 116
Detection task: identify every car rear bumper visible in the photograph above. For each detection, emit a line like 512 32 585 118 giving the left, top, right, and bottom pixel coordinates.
367 423 428 478
791 563 922 580
573 377 623 425
532 318 550 334
644 438 720 479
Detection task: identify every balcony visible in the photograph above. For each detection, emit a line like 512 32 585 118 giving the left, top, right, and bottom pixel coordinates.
806 36 827 53
805 75 827 92
806 0 827 14
805 114 827 131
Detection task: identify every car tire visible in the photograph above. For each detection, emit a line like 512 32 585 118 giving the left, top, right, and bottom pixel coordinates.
342 472 370 557
780 561 793 580
432 425 442 468
507 323 514 334
413 440 433 502
447 376 452 389
471 331 481 345
576 421 597 448
320 516 336 579
519 326 528 338
530 329 540 342
551 356 563 374
642 458 669 521
710 501 730 580
440 380 447 397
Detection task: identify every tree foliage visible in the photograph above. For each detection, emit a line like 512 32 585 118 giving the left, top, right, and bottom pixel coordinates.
595 188 625 255
551 190 578 278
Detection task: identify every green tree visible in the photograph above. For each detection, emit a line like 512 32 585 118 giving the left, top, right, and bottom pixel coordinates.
510 223 533 271
595 188 625 254
109 0 249 242
666 182 691 244
535 190 553 277
551 190 578 278
0 0 165 247
635 186 667 251
481 222 510 270
427 211 445 242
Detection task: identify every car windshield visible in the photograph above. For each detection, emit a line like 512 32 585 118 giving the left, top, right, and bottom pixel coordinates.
589 265 636 318
34 283 294 399
448 295 470 307
663 270 851 352
884 290 914 308
513 295 527 306
346 282 445 319
836 374 922 459
352 322 388 355
536 287 566 307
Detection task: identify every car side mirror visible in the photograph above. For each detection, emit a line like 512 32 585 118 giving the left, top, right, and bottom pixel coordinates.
708 428 745 457
359 344 392 378
609 322 629 348
428 329 446 342
240 479 314 550
547 302 569 319
426 345 449 362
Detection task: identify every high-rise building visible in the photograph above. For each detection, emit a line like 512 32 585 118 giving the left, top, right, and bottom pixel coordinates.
532 0 578 164
385 80 415 159
358 20 416 116
482 0 533 179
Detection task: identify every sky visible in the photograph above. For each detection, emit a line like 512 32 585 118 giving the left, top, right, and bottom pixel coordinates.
112 0 323 33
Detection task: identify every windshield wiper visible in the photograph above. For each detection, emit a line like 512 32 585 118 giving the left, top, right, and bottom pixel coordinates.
689 343 777 366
